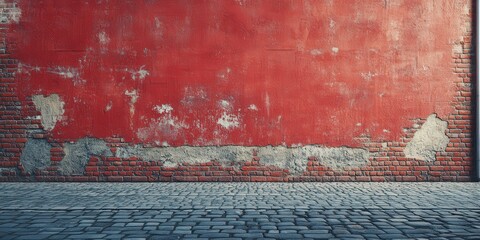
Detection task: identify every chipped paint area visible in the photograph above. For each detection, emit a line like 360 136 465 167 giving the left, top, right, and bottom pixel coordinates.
247 104 258 111
154 104 173 114
360 72 377 81
137 109 189 141
124 89 138 115
130 66 149 81
309 49 322 56
387 20 401 42
0 0 21 24
47 67 85 85
17 63 41 73
265 93 270 116
97 31 110 53
116 145 370 175
181 87 208 107
97 31 110 45
217 112 240 130
404 114 449 161
105 101 112 112
32 94 65 131
218 100 232 110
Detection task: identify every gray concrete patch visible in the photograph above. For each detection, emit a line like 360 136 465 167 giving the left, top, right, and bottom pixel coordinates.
32 94 65 131
58 138 112 175
258 146 369 175
116 146 255 168
20 138 51 174
404 114 449 161
116 145 369 175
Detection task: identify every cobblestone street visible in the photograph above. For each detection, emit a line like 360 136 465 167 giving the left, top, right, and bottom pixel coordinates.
0 183 479 239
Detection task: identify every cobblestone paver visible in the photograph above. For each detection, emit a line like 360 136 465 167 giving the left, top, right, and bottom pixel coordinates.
0 183 479 239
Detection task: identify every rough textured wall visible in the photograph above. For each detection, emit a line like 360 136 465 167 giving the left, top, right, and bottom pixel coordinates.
0 0 474 181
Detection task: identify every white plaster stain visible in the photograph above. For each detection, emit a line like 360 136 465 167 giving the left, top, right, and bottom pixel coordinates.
73 97 83 104
97 31 110 46
0 0 21 24
32 94 65 131
105 101 112 112
125 90 138 105
154 104 173 114
360 71 377 81
329 19 336 30
181 87 208 106
217 112 240 130
153 17 164 40
16 63 41 75
463 4 470 15
129 65 149 81
154 17 162 28
404 114 449 162
235 0 246 6
217 67 232 81
387 20 401 42
309 49 322 56
247 104 258 111
265 93 270 116
124 90 139 128
136 111 189 141
218 100 231 110
453 43 463 54
331 47 339 54
139 105 189 141
48 66 86 85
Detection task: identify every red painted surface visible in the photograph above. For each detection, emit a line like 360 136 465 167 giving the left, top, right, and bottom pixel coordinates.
10 0 466 147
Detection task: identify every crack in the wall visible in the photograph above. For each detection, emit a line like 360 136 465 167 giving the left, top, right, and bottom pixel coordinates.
116 145 370 175
20 138 51 174
404 114 449 162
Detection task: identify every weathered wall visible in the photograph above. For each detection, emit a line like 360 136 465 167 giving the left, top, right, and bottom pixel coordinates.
0 0 474 181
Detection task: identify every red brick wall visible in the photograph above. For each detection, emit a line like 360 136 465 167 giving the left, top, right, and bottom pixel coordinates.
0 0 474 181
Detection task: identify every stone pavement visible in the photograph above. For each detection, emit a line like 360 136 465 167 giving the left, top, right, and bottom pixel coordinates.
0 183 479 239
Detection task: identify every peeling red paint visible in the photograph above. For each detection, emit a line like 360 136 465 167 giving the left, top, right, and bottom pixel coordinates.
10 0 466 146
